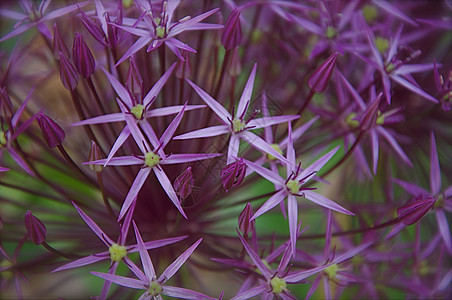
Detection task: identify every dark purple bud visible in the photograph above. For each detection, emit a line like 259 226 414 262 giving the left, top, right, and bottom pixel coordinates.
397 196 436 226
221 159 246 192
175 51 191 79
79 8 107 46
73 33 95 78
88 141 103 172
308 52 338 92
0 87 13 116
360 93 382 131
221 7 242 51
24 210 47 245
174 167 194 199
59 52 78 91
238 203 255 236
36 112 65 148
53 24 69 59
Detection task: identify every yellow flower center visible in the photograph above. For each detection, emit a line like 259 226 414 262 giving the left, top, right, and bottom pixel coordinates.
0 260 13 279
122 0 134 8
148 280 163 296
286 179 300 195
131 104 145 120
108 244 127 262
232 118 246 133
375 37 389 54
362 5 378 23
145 151 161 168
376 113 385 125
0 131 6 147
345 112 359 128
270 276 287 294
324 263 339 279
326 26 337 39
267 144 283 161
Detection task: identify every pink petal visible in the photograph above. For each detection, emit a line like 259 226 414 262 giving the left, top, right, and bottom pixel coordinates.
72 202 114 246
279 116 319 149
303 191 354 215
372 0 418 27
251 189 287 220
285 264 330 283
159 238 202 283
153 167 187 219
231 285 268 300
376 127 412 167
90 272 145 290
118 168 151 221
52 254 106 272
133 222 156 279
236 231 272 279
102 67 133 108
170 8 220 36
391 74 438 103
161 153 222 165
86 156 143 166
43 2 88 20
242 158 285 186
247 115 299 130
12 87 34 128
173 125 229 140
159 103 187 151
430 132 441 194
146 105 206 118
297 146 340 182
125 116 148 154
8 148 34 176
436 209 452 254
116 36 153 67
227 134 240 164
71 113 125 126
139 121 160 151
104 126 131 166
186 79 231 124
236 63 257 119
143 63 176 107
163 286 214 300
371 130 379 174
241 131 290 165
393 179 430 197
288 194 298 255
0 23 33 42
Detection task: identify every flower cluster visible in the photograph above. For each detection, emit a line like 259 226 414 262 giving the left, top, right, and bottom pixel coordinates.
0 0 451 299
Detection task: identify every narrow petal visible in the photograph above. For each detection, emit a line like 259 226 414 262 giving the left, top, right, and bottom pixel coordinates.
376 127 412 167
71 113 125 126
251 189 287 220
139 121 160 151
430 132 441 194
125 116 148 154
186 79 231 124
44 2 88 20
100 262 119 300
104 126 131 166
372 0 418 26
333 242 372 264
102 68 133 108
163 286 214 300
165 37 197 53
279 116 319 149
436 209 452 254
52 254 106 272
173 125 229 140
128 236 188 253
236 63 257 119
247 115 299 130
231 285 267 300
170 8 221 36
147 105 205 118
12 87 34 128
393 179 430 197
118 168 151 221
371 130 379 174
242 158 285 186
8 148 34 176
391 74 438 103
303 191 354 215
72 202 114 246
161 153 222 165
361 16 384 68
0 23 33 43
288 194 298 255
227 134 240 164
153 167 187 219
285 264 330 283
143 63 177 107
159 103 187 151
159 238 202 283
86 156 143 166
241 131 290 165
236 231 272 279
133 222 156 280
286 122 295 173
395 64 435 75
297 146 340 182
90 272 145 290
116 36 153 67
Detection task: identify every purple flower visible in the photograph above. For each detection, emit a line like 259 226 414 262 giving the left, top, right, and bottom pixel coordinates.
114 0 223 64
91 223 213 300
221 158 246 192
176 64 298 164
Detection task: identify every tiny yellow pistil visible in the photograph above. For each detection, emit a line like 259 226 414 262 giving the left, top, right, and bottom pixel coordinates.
267 144 283 161
155 25 167 38
324 263 339 279
286 179 300 195
345 112 359 128
270 276 287 294
0 260 13 279
434 194 444 210
385 63 395 73
131 104 145 120
232 118 246 133
0 131 6 147
418 260 429 276
109 243 127 262
376 113 385 125
375 37 389 54
122 0 134 8
326 26 337 39
145 151 161 168
148 280 163 296
362 5 378 23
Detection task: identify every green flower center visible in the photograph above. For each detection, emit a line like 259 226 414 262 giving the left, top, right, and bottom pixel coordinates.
345 112 359 128
434 194 444 210
0 131 6 147
376 113 385 125
385 63 395 73
232 118 246 133
375 37 389 54
267 144 283 161
324 263 339 279
326 26 337 39
270 276 287 294
362 5 378 23
122 0 134 8
0 260 13 279
109 244 127 262
148 280 163 296
286 179 300 195
145 151 161 168
130 104 145 120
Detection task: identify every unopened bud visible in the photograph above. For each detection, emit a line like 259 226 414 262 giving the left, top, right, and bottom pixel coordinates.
89 141 103 172
59 52 79 91
174 167 194 199
53 24 69 59
221 7 242 50
308 52 338 92
24 210 47 245
360 93 382 131
36 112 65 148
73 33 96 78
238 203 255 236
221 159 246 192
397 196 436 226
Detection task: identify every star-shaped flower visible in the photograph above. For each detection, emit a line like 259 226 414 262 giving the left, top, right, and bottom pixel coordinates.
91 222 214 300
85 104 221 221
114 0 223 64
175 64 299 164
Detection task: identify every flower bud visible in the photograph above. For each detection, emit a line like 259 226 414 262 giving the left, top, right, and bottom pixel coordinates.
53 24 69 59
24 210 47 245
89 141 103 172
36 112 65 148
174 167 194 199
360 93 382 131
397 196 436 226
73 33 96 78
221 159 246 192
59 52 79 91
221 7 242 51
308 52 338 92
238 203 255 236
